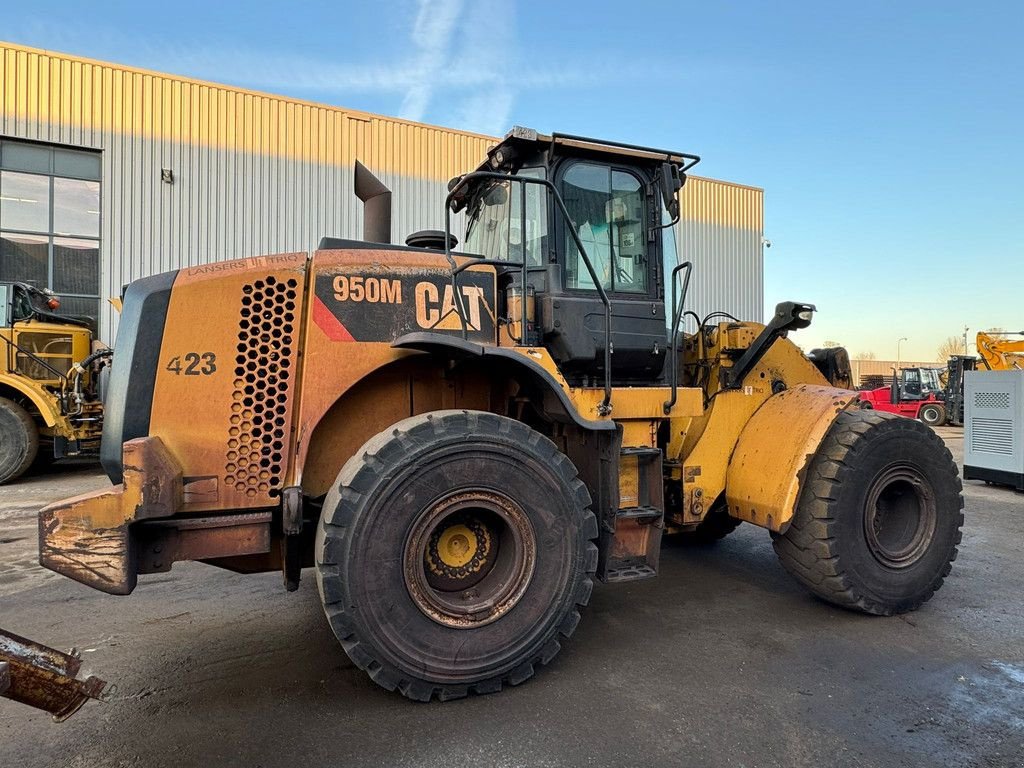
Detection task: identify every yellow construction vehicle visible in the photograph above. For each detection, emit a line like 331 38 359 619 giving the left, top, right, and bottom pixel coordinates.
0 282 108 484
976 330 1024 371
39 128 964 701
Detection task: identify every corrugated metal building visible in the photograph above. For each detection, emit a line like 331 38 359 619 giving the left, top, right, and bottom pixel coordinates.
0 42 764 343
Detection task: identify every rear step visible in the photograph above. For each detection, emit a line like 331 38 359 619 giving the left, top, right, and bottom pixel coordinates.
599 446 665 583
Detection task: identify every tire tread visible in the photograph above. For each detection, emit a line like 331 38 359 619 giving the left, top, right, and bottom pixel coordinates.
315 409 597 701
772 409 964 616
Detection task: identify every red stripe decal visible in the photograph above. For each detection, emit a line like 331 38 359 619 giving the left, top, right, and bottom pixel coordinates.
312 295 354 341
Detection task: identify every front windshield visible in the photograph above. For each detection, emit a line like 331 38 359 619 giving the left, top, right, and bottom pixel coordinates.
921 368 942 393
464 167 546 266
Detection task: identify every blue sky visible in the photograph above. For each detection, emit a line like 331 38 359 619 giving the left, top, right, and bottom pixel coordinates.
5 1 1022 360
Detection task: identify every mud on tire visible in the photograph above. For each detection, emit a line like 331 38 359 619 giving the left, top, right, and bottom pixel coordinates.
772 409 963 615
315 410 598 701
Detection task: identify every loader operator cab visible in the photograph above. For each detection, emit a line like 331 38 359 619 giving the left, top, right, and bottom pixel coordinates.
452 127 699 385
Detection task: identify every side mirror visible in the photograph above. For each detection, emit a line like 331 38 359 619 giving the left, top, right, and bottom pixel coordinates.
659 162 682 220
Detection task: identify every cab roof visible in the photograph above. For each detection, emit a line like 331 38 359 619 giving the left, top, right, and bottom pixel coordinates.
474 126 701 175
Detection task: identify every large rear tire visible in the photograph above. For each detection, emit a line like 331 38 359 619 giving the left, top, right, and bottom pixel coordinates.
919 402 946 427
315 410 598 701
772 410 963 615
0 397 39 485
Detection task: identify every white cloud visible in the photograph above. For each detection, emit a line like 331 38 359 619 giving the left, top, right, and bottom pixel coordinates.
398 0 465 121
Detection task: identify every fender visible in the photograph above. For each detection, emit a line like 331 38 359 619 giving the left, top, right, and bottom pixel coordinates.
391 332 617 433
725 384 858 531
0 373 61 426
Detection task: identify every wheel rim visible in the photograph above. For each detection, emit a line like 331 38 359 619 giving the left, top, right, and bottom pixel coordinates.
404 490 536 628
922 406 939 424
863 465 937 569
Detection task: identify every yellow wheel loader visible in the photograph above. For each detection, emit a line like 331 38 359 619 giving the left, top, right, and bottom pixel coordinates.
39 128 963 702
0 282 108 483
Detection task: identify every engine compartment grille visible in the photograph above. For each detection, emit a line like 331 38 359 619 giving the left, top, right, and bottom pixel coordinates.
225 276 299 497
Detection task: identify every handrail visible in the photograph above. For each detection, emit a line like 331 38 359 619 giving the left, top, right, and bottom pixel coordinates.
444 170 613 415
0 334 70 385
663 261 692 414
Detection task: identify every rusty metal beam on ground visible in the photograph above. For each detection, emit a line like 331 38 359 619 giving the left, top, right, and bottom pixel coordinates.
0 628 107 721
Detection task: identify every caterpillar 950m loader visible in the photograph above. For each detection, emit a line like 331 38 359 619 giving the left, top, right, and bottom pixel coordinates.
39 128 964 702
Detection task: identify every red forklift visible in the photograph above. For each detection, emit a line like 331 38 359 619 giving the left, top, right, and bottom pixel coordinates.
858 357 976 427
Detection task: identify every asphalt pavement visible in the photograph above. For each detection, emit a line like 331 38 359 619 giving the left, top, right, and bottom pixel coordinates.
1 428 1022 767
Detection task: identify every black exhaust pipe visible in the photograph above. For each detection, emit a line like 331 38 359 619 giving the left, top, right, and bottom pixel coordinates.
354 161 392 244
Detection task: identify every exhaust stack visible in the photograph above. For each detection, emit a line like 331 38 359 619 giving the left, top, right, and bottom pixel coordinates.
354 161 392 244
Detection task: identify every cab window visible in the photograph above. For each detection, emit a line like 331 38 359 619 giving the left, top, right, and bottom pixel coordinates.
464 167 547 266
562 163 646 294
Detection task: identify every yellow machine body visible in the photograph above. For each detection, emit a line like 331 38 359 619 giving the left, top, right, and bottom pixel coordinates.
40 243 852 594
37 131 967 703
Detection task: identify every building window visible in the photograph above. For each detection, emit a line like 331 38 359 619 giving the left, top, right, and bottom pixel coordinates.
0 140 101 327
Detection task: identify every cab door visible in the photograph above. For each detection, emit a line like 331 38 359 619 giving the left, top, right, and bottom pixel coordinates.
543 160 667 381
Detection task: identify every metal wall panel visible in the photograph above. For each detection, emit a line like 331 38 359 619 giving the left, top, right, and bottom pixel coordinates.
677 178 764 327
1 42 764 342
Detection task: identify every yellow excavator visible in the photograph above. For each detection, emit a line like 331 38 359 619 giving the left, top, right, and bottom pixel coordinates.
976 331 1024 371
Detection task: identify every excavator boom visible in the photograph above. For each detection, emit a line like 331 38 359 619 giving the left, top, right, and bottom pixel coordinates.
976 331 1024 371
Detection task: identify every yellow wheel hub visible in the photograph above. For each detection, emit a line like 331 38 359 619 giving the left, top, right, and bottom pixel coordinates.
436 524 477 568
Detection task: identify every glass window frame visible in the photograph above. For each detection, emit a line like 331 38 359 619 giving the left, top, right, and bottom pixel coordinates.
555 159 655 299
0 140 101 324
463 166 549 268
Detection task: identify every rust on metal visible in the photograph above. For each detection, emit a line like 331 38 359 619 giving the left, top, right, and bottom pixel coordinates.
403 490 536 629
38 436 183 594
135 512 272 574
0 628 106 721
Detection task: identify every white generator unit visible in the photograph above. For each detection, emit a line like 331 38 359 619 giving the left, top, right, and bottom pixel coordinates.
963 370 1024 490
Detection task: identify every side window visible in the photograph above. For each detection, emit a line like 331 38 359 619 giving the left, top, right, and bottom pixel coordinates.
464 167 547 267
563 163 647 294
509 167 547 267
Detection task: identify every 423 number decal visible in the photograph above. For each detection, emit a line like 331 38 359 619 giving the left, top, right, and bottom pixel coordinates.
166 352 217 376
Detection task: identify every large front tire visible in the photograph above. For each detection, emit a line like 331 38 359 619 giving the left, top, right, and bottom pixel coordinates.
773 410 963 615
0 397 39 484
315 410 598 701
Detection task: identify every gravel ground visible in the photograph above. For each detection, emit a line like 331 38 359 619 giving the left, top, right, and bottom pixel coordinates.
1 427 1022 767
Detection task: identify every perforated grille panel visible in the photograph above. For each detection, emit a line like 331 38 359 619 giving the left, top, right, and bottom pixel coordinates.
975 391 1010 409
226 277 299 497
970 418 1014 456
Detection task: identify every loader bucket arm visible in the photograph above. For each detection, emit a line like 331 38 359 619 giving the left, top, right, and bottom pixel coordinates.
0 628 107 721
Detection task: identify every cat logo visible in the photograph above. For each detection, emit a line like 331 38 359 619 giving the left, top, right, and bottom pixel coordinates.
415 282 494 332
